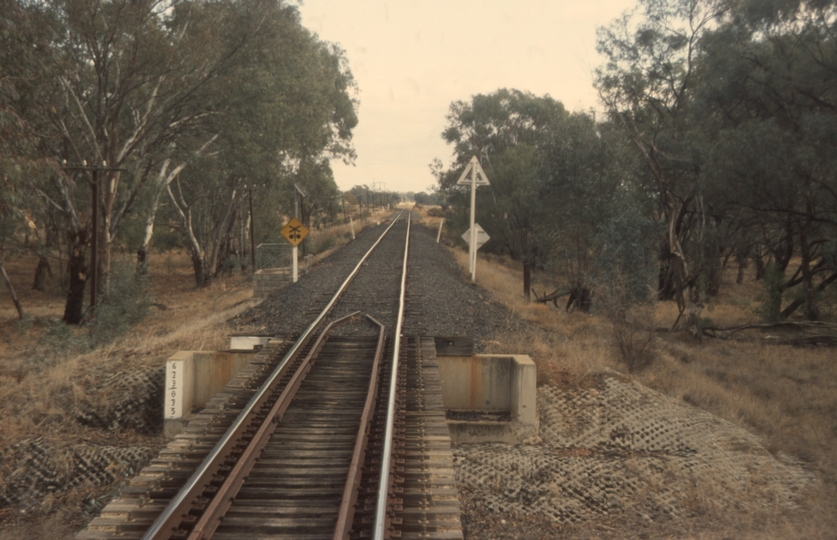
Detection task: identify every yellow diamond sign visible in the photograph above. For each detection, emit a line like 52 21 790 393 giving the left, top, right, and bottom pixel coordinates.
280 218 309 247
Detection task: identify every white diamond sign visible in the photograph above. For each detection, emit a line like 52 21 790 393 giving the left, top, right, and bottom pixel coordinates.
462 223 490 249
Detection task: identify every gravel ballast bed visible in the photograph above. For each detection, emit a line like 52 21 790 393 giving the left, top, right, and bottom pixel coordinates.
401 221 530 346
232 213 532 349
232 218 399 336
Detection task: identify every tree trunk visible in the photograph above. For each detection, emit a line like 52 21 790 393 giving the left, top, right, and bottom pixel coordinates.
799 199 820 321
781 271 837 319
706 255 722 297
33 255 52 292
136 246 149 276
100 170 119 301
206 193 240 280
523 262 531 302
136 206 157 276
63 229 89 325
754 249 766 280
137 160 183 276
735 248 747 285
772 222 794 274
0 258 24 319
657 240 677 300
191 250 207 288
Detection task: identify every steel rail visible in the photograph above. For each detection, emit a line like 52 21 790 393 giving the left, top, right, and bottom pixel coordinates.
373 211 411 540
142 213 404 540
333 314 388 540
187 311 364 540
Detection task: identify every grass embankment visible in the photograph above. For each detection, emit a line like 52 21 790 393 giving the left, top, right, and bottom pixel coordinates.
419 207 837 538
0 210 391 537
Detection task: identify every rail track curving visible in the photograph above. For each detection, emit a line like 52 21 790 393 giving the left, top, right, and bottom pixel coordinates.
78 212 462 540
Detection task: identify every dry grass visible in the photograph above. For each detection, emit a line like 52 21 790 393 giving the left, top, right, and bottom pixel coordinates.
0 208 401 436
0 216 396 536
451 243 837 538
0 213 391 441
0 247 267 535
0 250 258 446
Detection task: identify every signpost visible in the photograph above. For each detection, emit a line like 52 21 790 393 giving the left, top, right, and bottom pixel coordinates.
457 155 490 282
280 217 309 282
461 223 490 249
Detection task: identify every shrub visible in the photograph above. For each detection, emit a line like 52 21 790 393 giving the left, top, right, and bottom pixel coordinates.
597 274 658 372
590 194 659 371
90 261 151 346
312 235 336 254
758 263 784 323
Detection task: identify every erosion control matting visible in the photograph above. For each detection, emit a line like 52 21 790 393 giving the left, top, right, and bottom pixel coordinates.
454 372 815 527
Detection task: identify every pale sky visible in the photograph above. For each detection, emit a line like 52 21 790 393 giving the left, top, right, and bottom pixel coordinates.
297 0 637 194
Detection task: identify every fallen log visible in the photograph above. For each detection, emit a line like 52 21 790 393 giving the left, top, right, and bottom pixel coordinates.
702 321 837 337
532 288 569 307
701 321 837 344
761 335 837 347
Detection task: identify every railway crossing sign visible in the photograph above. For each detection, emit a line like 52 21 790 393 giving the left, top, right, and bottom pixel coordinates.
461 223 490 249
457 155 490 186
458 155 491 282
280 217 309 247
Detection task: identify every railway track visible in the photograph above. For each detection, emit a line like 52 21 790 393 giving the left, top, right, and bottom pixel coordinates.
78 212 462 540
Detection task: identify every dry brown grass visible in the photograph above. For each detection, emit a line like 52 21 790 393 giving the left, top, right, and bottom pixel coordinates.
0 250 258 446
0 247 268 535
0 214 392 444
452 244 837 538
0 214 399 535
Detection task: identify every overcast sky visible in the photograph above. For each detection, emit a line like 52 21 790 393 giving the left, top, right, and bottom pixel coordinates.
296 0 637 194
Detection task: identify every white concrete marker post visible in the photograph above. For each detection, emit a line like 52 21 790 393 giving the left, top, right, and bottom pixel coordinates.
293 189 300 283
457 156 490 282
437 218 444 243
290 183 308 283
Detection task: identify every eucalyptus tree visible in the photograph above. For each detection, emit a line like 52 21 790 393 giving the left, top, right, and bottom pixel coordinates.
436 89 631 302
537 115 635 293
595 0 731 327
0 0 356 319
292 157 340 228
4 0 264 322
164 1 357 286
43 0 217 312
436 89 570 299
0 0 63 318
694 0 837 320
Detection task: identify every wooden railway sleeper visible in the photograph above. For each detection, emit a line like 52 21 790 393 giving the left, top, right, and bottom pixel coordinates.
184 314 363 540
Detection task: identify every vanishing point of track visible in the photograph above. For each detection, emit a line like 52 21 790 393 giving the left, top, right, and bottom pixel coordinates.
77 212 463 540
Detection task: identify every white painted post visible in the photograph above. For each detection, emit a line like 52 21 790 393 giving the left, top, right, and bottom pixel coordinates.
457 156 489 283
350 216 355 240
469 166 477 282
437 218 444 243
293 188 300 283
